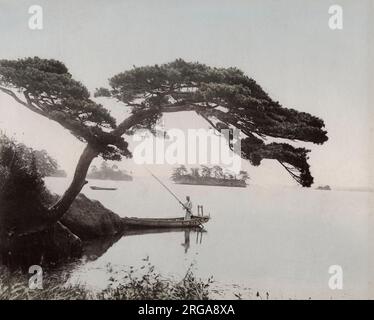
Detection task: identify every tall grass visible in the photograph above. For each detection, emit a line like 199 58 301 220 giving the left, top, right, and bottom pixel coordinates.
0 267 90 300
99 262 213 300
0 263 212 300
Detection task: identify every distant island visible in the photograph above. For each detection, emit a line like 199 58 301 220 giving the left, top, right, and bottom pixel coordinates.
171 165 249 188
48 169 67 178
87 162 133 181
316 185 331 191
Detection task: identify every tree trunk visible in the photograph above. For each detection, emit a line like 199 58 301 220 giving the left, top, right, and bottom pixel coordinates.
44 110 159 225
48 144 99 223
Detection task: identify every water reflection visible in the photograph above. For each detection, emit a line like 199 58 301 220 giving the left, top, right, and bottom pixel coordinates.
181 229 204 253
0 226 206 271
182 230 190 253
0 231 81 272
124 227 206 254
82 233 123 261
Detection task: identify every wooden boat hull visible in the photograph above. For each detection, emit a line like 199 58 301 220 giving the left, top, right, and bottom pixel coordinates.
123 227 206 236
123 216 210 228
90 186 117 191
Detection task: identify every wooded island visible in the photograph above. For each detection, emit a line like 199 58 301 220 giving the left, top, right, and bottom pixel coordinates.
171 165 249 188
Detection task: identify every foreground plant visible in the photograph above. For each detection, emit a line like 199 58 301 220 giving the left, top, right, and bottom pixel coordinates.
0 263 212 300
0 267 90 300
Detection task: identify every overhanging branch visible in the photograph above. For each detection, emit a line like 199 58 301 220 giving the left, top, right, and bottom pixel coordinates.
0 86 46 117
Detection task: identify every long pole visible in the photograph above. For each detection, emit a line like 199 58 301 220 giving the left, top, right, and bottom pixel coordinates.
145 167 191 213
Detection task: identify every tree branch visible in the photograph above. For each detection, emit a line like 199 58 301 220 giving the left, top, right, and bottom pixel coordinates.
277 160 302 185
112 109 159 137
0 86 45 116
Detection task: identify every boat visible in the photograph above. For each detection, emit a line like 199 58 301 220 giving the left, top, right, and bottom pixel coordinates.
122 215 210 228
123 227 206 236
90 186 117 191
122 168 210 229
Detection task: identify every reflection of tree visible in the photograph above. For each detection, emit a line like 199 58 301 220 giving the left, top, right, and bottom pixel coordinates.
82 233 123 261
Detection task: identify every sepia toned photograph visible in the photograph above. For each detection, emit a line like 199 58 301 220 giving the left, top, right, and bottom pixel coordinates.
0 0 373 304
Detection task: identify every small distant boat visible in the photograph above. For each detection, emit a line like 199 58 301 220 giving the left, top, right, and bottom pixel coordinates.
123 216 210 228
90 186 117 191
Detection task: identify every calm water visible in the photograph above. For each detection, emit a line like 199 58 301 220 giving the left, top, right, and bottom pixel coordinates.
45 177 372 299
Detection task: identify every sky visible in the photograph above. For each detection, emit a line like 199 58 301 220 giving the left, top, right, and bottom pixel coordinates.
0 0 372 188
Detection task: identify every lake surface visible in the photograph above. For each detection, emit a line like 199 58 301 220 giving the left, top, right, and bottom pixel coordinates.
45 177 372 299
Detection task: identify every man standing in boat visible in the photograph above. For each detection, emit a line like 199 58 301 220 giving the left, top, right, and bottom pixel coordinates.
184 196 193 220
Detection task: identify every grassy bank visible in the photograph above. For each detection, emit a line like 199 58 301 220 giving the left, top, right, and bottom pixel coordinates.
0 263 212 300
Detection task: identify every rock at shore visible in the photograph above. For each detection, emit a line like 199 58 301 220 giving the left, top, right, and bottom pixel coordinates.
61 194 124 240
1 194 124 268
